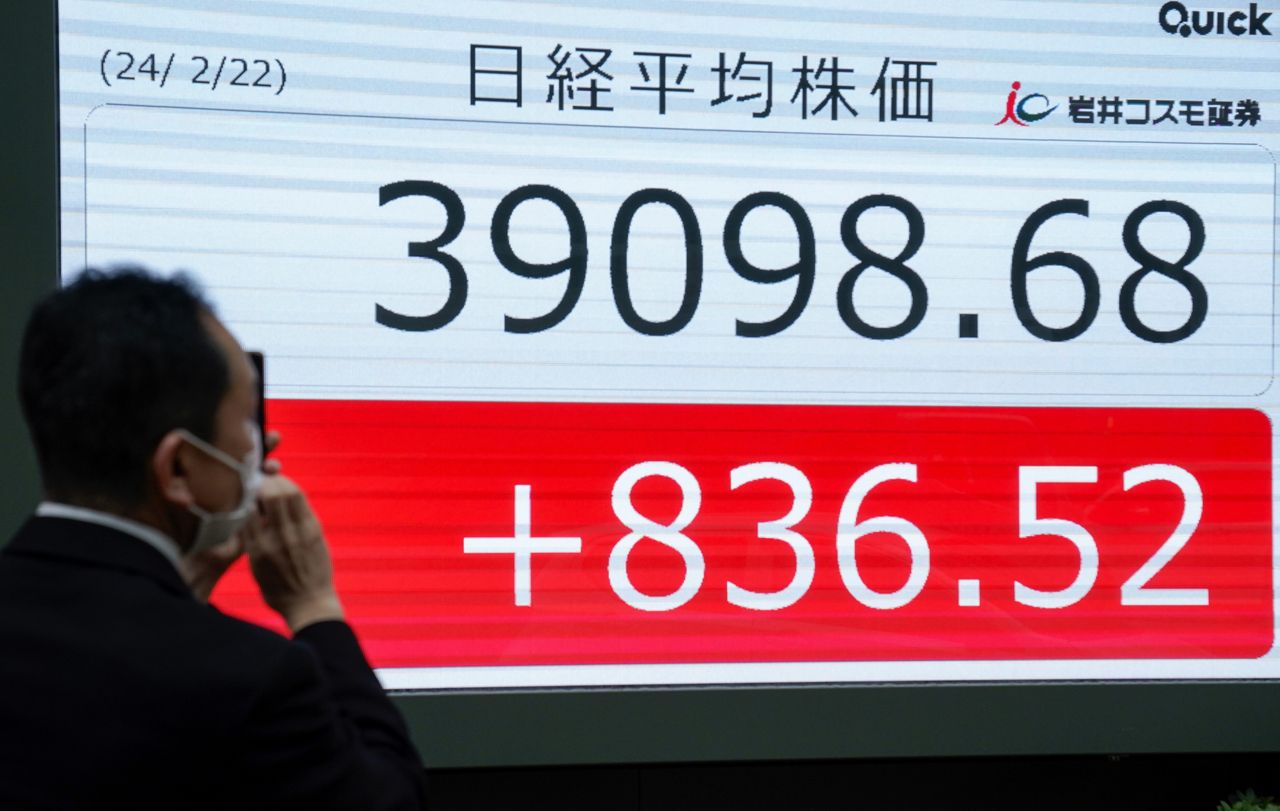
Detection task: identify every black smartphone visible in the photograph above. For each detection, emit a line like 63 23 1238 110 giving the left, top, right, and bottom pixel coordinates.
247 350 266 455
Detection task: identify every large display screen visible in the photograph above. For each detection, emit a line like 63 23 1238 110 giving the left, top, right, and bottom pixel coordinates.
59 0 1278 690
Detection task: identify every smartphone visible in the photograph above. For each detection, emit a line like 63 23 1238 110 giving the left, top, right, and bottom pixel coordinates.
247 350 267 455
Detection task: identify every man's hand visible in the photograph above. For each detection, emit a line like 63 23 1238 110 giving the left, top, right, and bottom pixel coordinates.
242 474 345 632
179 535 245 603
179 431 283 602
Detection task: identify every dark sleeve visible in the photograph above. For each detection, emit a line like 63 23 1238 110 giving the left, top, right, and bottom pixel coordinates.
238 620 427 811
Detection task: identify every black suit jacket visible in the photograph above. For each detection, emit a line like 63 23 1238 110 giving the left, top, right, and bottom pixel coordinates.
0 516 426 810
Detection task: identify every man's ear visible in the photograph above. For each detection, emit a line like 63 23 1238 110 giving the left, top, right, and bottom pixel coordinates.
152 431 196 507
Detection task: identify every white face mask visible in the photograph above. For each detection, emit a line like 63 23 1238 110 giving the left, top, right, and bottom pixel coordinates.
176 426 263 555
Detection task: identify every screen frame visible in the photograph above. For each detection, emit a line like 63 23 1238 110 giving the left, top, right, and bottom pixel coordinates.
8 0 1280 768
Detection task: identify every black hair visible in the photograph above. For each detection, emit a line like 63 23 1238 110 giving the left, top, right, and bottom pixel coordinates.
18 267 229 509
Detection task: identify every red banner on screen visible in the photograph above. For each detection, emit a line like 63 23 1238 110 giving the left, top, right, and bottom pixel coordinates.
213 402 1273 668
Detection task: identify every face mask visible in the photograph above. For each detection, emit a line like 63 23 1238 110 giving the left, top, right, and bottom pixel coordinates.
176 426 263 555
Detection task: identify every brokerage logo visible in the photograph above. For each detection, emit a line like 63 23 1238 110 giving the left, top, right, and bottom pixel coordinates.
995 81 1057 126
1159 2 1272 36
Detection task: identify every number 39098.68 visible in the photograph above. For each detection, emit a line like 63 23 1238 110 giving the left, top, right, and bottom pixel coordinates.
378 181 1207 344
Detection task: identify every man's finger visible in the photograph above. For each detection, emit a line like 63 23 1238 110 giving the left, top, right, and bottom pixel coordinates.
284 490 311 529
240 510 266 554
262 482 294 527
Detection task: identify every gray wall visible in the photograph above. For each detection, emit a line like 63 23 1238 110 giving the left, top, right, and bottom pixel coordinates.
1 1 57 538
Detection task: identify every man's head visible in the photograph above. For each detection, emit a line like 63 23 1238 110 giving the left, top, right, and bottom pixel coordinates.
19 268 260 545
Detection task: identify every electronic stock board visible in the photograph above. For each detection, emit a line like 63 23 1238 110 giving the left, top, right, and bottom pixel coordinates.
42 0 1280 764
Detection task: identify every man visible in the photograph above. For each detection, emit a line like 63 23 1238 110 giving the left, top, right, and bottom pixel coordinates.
0 269 427 810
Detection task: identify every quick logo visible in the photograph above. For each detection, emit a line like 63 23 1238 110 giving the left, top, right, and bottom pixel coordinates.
1159 2 1272 36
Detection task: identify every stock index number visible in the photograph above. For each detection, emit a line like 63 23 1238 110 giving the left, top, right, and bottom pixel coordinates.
377 181 1207 344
